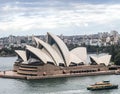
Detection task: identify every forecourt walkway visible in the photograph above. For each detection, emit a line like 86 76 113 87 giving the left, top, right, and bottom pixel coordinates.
0 70 116 80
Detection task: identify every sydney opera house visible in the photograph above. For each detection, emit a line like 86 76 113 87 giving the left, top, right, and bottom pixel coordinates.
13 32 113 78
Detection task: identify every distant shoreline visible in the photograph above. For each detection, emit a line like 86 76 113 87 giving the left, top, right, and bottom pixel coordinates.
0 55 16 57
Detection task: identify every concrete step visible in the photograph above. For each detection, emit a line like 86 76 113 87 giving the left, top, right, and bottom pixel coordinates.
20 64 38 68
19 67 37 71
17 70 37 76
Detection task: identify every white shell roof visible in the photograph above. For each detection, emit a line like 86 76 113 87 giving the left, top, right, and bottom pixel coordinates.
15 33 106 67
70 47 87 64
15 50 27 61
34 37 64 65
47 32 70 66
70 53 83 64
98 55 111 66
26 45 54 64
90 55 111 66
90 56 100 64
33 37 39 47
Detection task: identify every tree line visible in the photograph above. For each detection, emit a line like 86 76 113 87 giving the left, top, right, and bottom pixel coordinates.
0 46 24 57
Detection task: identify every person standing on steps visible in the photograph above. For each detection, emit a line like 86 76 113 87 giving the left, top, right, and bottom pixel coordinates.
3 71 5 75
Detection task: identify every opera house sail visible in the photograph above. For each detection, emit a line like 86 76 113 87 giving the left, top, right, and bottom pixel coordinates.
90 55 111 66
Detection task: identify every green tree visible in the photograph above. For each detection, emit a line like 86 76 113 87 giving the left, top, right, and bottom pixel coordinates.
109 45 119 62
114 52 120 65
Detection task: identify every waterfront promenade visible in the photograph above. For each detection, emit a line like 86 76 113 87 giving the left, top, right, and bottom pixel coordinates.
0 70 116 80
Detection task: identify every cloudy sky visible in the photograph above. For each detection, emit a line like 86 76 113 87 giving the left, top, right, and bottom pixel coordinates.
0 0 120 37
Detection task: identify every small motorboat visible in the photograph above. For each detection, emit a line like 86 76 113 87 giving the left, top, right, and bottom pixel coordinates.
87 81 118 91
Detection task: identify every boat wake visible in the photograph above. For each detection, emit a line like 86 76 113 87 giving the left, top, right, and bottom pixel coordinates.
44 89 87 94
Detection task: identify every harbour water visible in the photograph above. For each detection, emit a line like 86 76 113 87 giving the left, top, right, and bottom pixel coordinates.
0 57 120 94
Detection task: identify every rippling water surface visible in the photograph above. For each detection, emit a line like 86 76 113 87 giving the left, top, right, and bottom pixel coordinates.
0 57 119 94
